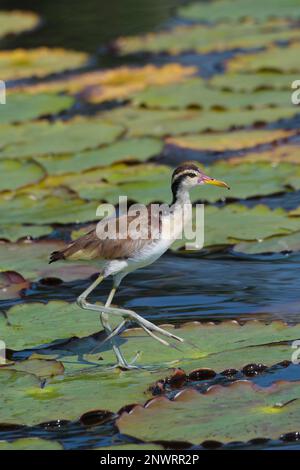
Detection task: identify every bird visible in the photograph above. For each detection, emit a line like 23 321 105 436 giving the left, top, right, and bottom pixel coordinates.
49 162 229 370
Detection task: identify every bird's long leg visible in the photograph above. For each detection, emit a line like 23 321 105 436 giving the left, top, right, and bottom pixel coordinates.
80 301 184 344
77 276 134 369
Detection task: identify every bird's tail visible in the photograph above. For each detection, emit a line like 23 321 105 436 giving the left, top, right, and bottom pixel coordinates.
49 250 65 264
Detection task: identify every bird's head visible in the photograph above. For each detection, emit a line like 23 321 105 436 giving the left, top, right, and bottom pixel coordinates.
171 162 230 201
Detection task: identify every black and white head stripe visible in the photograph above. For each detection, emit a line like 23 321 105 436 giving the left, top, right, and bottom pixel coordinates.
172 162 200 183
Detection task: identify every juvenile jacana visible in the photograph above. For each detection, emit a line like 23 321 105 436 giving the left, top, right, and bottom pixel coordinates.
49 162 229 369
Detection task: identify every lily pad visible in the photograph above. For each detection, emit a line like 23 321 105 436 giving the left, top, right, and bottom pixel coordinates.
228 43 300 73
0 271 29 300
15 64 196 102
0 159 45 192
0 10 39 39
174 204 300 250
0 438 63 450
117 380 300 444
116 21 300 56
0 117 124 158
0 224 53 242
2 319 300 425
1 358 64 379
0 193 99 225
228 144 300 164
233 231 300 254
132 78 290 110
0 240 99 282
179 0 300 22
35 137 163 175
210 72 300 92
167 129 293 152
0 48 89 80
103 106 298 137
0 93 74 124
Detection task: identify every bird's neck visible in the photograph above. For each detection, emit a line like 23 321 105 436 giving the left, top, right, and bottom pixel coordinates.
171 184 191 207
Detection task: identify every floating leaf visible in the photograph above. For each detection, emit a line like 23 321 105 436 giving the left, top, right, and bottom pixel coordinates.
35 137 163 175
0 117 124 158
132 78 290 110
0 159 45 192
15 64 196 102
2 358 64 379
0 438 63 450
174 204 300 250
98 444 164 450
0 271 29 300
102 106 298 137
0 224 53 242
0 10 39 39
233 231 300 254
116 22 300 55
192 161 300 202
228 144 300 164
0 240 99 282
0 193 99 225
228 43 300 73
2 319 300 425
0 48 89 80
179 0 300 22
0 93 74 124
167 129 293 152
210 72 300 92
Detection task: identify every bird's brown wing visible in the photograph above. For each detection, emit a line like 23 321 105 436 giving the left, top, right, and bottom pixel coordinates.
49 209 161 263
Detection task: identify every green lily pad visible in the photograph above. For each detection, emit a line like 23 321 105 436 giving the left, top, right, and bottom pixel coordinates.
0 224 53 242
0 117 124 158
210 72 300 92
132 78 290 110
116 21 300 55
167 129 293 152
102 106 298 137
0 193 99 225
117 380 300 444
35 137 163 175
0 438 63 450
98 444 164 450
179 0 300 22
228 144 300 165
0 240 99 282
233 231 300 254
192 161 300 202
228 43 300 73
174 204 300 250
1 358 64 379
0 10 39 39
2 318 300 425
0 93 74 124
0 159 45 192
0 48 89 80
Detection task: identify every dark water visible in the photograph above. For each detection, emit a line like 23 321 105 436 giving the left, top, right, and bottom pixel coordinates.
1 0 300 451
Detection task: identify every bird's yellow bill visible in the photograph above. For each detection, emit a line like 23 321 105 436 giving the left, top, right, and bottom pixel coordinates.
204 178 230 189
